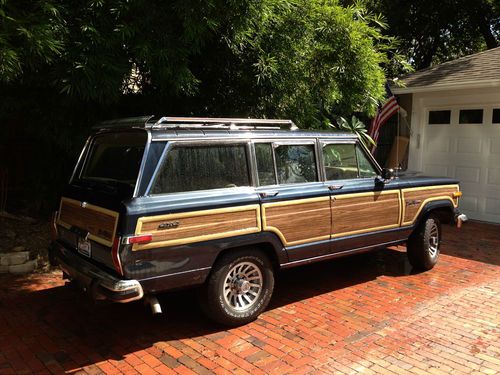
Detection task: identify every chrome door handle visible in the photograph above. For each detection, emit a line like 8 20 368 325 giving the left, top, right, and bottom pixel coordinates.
328 184 344 191
259 190 279 198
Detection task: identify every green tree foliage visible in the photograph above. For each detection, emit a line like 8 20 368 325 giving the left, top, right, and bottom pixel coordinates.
357 0 500 71
1 0 392 122
0 0 395 211
231 0 388 126
0 0 65 82
333 116 375 148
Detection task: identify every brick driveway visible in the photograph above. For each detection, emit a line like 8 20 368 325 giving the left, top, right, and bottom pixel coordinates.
0 222 499 375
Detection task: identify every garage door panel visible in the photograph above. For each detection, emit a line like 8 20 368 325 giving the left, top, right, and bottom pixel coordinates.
455 166 481 183
459 196 479 213
485 198 500 215
490 139 500 154
425 137 451 153
423 164 449 176
422 107 500 223
486 168 500 185
457 138 482 154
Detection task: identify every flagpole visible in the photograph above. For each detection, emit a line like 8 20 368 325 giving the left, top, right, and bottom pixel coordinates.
396 107 400 176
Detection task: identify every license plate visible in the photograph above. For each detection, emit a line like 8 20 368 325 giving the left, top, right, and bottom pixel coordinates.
77 238 91 258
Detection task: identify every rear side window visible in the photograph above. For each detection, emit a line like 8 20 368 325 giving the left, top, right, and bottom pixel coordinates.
80 131 147 185
152 144 250 194
274 144 317 184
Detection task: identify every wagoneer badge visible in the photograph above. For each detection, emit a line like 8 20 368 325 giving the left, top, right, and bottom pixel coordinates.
158 221 180 230
406 199 422 206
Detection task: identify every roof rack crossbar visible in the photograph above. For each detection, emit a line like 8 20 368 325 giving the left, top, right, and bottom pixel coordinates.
93 116 298 130
147 116 298 130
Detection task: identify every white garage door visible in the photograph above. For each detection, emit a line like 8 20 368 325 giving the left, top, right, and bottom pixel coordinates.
421 107 500 223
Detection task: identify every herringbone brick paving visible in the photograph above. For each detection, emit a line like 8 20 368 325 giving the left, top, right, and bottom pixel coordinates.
0 221 498 374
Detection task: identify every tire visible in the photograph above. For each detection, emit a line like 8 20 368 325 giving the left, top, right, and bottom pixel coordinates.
407 214 441 270
200 249 275 326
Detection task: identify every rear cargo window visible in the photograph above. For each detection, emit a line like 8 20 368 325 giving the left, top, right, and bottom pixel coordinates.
80 132 147 186
152 144 250 194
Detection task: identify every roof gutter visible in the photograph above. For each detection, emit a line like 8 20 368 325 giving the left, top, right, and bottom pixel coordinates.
392 79 500 94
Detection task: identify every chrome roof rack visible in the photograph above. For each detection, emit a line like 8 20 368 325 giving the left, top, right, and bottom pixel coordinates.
94 115 298 131
94 115 155 129
146 116 298 130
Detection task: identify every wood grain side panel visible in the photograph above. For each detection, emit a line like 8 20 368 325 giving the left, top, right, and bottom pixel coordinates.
57 197 119 246
262 198 331 246
133 205 261 250
402 185 459 225
331 191 401 237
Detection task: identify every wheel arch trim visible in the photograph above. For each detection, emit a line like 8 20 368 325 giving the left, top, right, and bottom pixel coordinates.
413 199 455 228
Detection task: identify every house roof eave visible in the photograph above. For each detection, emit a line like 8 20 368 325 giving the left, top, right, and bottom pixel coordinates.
392 79 500 95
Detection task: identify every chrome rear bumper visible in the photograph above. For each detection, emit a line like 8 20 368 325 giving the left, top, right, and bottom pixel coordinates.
50 241 143 303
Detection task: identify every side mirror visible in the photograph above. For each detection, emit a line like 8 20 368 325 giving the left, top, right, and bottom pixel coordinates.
381 168 395 180
376 168 395 184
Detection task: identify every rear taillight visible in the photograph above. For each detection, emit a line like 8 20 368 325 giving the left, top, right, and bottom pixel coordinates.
111 237 124 276
51 211 59 241
122 234 153 245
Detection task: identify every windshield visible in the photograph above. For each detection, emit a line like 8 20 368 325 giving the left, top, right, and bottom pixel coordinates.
79 131 147 188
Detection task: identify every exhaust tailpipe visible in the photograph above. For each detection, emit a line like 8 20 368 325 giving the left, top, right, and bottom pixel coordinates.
146 295 163 314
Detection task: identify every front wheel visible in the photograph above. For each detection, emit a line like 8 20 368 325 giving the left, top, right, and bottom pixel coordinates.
200 249 274 326
407 214 441 270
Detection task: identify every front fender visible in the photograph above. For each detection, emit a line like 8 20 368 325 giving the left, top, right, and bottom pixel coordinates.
413 199 456 228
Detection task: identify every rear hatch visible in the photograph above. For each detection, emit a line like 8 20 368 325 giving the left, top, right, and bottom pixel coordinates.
55 130 148 274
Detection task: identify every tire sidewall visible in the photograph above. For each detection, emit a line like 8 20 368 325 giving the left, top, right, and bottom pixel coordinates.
423 216 441 265
408 214 442 270
213 252 274 323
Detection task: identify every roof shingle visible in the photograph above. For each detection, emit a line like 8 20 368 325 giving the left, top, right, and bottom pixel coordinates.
397 46 500 89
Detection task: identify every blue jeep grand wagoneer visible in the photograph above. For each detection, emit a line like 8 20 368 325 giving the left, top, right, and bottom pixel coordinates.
50 116 466 326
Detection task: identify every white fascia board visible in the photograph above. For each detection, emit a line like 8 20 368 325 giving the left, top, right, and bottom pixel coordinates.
392 79 500 94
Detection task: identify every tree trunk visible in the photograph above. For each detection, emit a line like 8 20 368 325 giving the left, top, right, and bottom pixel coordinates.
468 0 498 49
478 20 498 49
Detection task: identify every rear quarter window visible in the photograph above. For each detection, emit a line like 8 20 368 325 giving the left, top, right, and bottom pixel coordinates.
152 144 250 194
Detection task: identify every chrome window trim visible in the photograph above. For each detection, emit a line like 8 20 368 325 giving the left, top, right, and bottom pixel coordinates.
254 180 329 190
133 129 152 197
144 141 170 195
144 186 258 200
248 142 259 187
146 139 254 196
151 134 359 142
251 140 279 186
315 138 325 182
69 135 92 184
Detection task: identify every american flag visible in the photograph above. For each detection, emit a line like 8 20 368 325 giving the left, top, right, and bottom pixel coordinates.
369 84 399 152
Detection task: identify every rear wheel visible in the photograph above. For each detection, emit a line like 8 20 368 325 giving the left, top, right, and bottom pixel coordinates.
407 214 441 270
201 249 274 326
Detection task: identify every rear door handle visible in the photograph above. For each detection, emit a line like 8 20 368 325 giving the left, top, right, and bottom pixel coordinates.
259 190 279 198
328 184 344 191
